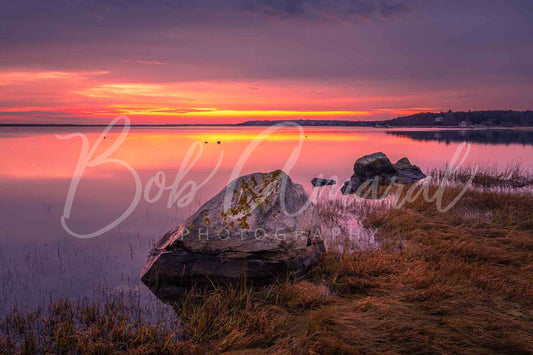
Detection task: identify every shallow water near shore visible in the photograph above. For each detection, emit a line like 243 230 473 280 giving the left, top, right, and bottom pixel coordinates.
0 126 531 315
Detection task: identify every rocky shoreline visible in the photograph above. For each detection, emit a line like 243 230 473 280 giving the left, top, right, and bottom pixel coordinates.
141 153 426 299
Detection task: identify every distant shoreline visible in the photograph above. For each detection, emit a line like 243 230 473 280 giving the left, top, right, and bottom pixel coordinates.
0 124 532 129
1 110 532 128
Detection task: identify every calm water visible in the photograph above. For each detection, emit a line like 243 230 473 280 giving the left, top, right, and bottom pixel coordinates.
0 126 532 315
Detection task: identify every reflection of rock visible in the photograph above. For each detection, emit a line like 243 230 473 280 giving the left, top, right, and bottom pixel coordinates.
141 170 324 297
342 153 426 195
311 178 336 187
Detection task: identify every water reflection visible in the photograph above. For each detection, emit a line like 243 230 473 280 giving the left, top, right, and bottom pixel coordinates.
0 126 532 314
387 128 533 146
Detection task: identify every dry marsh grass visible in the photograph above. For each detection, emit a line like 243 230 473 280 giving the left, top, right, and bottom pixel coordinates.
1 167 532 354
428 163 533 189
0 298 194 354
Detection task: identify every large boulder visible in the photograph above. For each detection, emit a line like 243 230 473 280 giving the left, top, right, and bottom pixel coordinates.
353 152 397 182
141 170 324 295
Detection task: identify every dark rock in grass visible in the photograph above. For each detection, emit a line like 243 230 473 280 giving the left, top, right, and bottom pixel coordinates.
311 178 336 187
340 175 362 195
393 157 427 182
342 153 426 195
141 170 324 296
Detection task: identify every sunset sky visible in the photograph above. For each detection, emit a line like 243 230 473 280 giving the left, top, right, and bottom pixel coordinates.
1 0 532 124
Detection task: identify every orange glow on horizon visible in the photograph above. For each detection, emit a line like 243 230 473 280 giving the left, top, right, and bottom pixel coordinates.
0 69 437 124
87 108 371 118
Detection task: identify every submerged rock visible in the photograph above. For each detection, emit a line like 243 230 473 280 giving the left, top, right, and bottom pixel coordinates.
311 178 336 187
141 170 324 296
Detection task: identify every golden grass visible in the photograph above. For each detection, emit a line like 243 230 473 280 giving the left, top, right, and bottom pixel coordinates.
168 183 532 353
